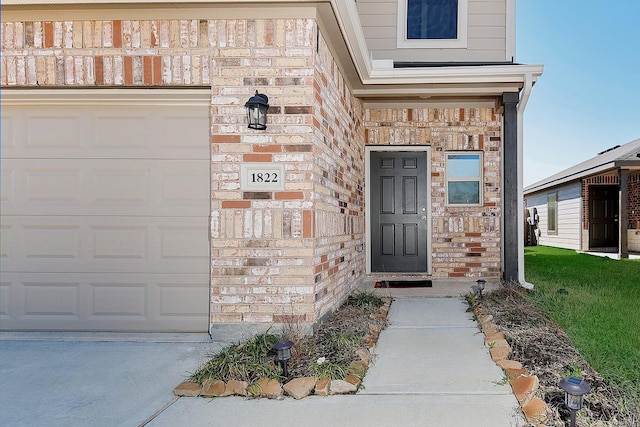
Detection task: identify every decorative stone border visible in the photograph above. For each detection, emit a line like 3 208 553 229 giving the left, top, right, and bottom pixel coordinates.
474 308 549 424
174 297 392 400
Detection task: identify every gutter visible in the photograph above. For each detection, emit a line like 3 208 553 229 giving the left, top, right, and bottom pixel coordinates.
517 72 535 289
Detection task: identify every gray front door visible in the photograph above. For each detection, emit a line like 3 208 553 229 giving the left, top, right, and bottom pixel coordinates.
370 151 428 272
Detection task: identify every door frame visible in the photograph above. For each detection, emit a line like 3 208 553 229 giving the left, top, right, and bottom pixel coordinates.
365 146 432 274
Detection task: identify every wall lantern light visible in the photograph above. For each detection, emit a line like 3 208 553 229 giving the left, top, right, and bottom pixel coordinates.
558 376 591 427
273 340 293 377
245 90 269 130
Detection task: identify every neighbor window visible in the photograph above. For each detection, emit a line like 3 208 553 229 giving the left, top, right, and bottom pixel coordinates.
446 152 482 205
398 0 468 48
547 192 558 234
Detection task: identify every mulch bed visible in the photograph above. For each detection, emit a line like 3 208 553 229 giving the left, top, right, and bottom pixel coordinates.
285 296 390 379
477 285 638 426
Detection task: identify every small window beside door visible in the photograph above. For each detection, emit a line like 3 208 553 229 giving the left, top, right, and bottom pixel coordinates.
445 152 482 205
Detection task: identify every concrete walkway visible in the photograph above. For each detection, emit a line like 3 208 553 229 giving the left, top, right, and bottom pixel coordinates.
0 295 525 427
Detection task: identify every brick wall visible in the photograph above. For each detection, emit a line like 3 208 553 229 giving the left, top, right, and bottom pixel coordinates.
629 172 640 230
365 108 502 278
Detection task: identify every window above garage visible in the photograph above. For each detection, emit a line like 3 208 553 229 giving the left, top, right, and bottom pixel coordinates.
398 0 468 48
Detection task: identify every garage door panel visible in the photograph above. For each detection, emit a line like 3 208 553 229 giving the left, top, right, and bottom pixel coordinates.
92 226 148 260
0 273 209 331
24 225 82 260
159 283 210 316
24 283 81 316
91 283 147 316
1 105 209 160
2 216 207 274
2 159 209 216
0 164 16 205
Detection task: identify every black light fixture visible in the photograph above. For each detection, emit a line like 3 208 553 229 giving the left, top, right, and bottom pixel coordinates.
273 340 293 377
559 377 591 427
473 279 486 299
245 90 269 130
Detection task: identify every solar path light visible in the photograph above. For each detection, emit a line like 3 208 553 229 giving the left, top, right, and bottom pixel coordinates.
273 340 293 377
559 376 591 427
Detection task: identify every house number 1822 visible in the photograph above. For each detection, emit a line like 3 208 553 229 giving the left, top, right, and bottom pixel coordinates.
251 172 278 183
241 163 285 191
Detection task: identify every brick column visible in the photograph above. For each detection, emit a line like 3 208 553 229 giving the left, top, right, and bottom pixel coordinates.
619 168 629 258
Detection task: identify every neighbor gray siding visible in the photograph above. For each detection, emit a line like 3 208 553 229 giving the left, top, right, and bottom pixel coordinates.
357 0 509 62
525 182 582 250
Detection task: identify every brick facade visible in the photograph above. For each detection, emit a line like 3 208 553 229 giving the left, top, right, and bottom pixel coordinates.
365 108 503 278
2 15 504 329
628 172 640 230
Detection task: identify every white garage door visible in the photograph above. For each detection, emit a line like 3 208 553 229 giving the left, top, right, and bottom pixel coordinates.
0 90 211 332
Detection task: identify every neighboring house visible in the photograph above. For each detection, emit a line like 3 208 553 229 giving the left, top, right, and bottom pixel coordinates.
1 0 543 335
524 138 640 258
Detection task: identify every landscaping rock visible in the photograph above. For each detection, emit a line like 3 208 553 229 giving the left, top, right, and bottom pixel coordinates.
522 396 548 423
330 379 357 395
495 359 522 370
315 378 330 396
505 368 528 379
355 348 370 363
510 375 539 405
482 322 499 336
200 379 226 397
254 378 282 398
489 345 511 361
489 338 510 348
173 381 202 397
484 331 505 345
344 374 361 388
223 379 248 397
283 377 316 400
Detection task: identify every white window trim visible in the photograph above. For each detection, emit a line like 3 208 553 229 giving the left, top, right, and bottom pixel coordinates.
445 151 483 206
397 0 468 49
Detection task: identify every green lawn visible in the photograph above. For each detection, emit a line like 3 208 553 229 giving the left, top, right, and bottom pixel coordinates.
524 246 640 396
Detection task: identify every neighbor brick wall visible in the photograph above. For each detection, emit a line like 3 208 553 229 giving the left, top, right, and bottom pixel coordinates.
629 172 640 230
365 108 502 278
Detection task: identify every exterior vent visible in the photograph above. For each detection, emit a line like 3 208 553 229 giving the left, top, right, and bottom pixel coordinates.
597 145 620 155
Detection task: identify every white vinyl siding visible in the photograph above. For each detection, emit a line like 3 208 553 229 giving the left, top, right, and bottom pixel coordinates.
357 0 508 62
525 182 582 250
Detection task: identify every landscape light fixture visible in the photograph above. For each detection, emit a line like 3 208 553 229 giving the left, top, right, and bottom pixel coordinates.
245 90 269 130
474 279 486 299
559 376 591 427
273 340 294 377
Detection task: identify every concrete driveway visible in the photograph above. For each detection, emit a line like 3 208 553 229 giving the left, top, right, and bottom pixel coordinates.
0 334 219 427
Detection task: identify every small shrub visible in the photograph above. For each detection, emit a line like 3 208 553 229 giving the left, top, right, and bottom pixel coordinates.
348 290 384 309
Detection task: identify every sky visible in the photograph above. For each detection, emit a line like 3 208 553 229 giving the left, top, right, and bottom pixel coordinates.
516 0 640 186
